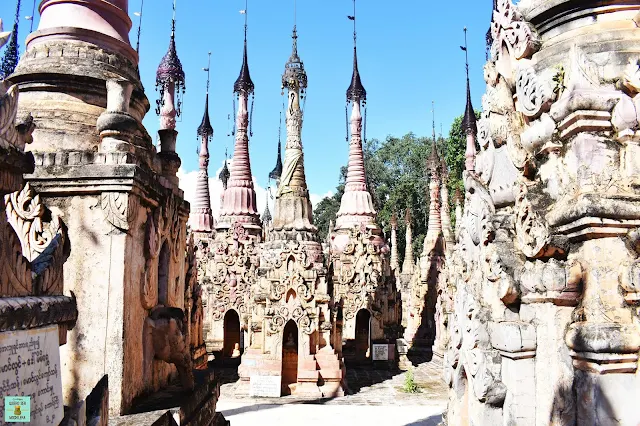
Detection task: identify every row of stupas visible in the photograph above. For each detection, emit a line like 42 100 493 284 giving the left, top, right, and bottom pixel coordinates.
190 1 401 396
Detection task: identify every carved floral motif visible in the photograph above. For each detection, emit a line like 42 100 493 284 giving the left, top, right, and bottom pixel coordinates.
142 194 186 309
101 192 137 232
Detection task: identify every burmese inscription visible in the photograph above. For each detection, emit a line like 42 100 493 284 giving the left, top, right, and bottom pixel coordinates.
0 325 63 425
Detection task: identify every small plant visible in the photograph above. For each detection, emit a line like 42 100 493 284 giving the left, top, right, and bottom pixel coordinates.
403 369 420 393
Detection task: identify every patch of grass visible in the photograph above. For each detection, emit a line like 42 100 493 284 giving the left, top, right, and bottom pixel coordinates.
402 369 420 393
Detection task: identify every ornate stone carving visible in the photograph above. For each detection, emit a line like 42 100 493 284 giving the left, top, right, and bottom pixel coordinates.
0 82 20 150
207 222 260 322
101 192 137 232
142 195 184 309
514 181 550 258
5 183 68 295
515 62 557 119
334 226 385 320
490 0 540 66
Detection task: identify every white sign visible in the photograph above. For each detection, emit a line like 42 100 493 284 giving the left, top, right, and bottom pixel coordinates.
249 375 280 397
0 325 63 425
372 344 389 361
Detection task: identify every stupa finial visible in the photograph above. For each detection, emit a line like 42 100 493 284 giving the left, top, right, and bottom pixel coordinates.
461 27 477 136
346 0 366 103
155 0 185 126
234 2 254 95
282 0 308 96
197 52 213 141
429 101 440 175
269 110 284 182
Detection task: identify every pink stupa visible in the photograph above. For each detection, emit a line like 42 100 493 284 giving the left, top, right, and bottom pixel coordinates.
217 22 260 227
334 43 376 230
190 67 215 233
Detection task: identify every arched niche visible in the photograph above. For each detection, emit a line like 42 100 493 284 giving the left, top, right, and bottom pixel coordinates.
223 309 241 358
158 241 170 305
355 308 372 364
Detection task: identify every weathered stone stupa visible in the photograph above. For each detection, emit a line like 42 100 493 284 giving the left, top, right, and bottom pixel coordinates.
199 15 262 361
329 7 400 369
443 1 640 424
190 55 214 234
238 19 345 398
8 1 224 420
403 135 445 356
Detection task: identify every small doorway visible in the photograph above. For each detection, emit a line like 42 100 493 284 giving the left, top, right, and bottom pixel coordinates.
223 310 241 359
355 309 371 364
281 320 298 395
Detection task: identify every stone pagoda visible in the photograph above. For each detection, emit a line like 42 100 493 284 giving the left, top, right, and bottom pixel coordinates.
8 1 224 421
238 19 344 398
402 133 445 357
190 54 214 235
200 15 262 363
329 10 400 369
442 1 640 424
0 21 95 424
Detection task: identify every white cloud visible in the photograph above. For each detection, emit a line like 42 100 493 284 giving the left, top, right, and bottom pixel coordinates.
178 158 331 223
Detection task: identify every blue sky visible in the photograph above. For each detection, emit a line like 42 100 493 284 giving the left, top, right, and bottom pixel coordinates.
1 0 491 198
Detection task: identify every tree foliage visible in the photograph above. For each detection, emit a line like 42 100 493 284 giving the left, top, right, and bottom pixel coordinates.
313 115 469 265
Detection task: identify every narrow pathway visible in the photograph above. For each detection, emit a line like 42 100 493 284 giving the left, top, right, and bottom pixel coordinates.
215 356 448 425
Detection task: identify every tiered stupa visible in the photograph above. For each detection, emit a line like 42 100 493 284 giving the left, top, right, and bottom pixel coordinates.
217 17 260 230
190 54 214 233
200 12 262 359
238 17 345 398
404 129 445 355
329 6 400 369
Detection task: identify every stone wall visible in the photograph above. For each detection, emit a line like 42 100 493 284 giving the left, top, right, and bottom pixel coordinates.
442 1 640 424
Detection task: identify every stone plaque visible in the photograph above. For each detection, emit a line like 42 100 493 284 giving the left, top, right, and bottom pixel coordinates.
249 375 280 397
372 344 389 361
0 325 63 425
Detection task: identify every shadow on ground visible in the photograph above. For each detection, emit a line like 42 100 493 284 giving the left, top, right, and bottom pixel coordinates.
404 414 442 426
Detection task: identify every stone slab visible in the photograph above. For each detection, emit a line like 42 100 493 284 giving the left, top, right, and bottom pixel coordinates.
372 344 389 361
0 324 63 425
249 376 280 398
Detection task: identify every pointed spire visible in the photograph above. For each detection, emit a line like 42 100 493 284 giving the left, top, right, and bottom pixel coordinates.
156 1 186 127
346 0 366 103
197 93 214 139
234 2 254 95
428 101 440 175
156 7 186 93
261 195 272 224
461 27 477 136
0 0 21 79
282 24 307 93
191 53 214 234
269 112 283 181
197 53 214 139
